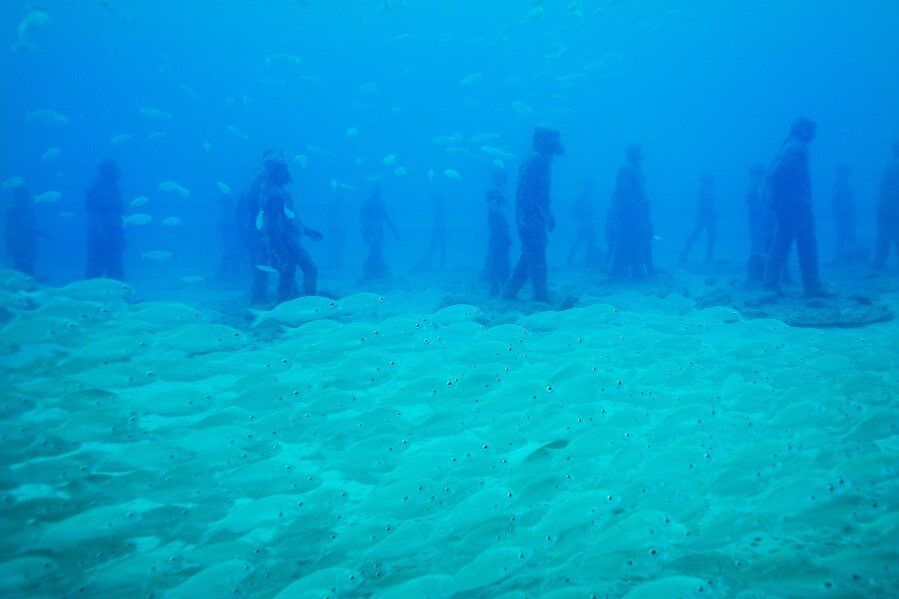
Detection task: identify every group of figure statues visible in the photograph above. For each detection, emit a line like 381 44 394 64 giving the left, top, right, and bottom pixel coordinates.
4 120 899 307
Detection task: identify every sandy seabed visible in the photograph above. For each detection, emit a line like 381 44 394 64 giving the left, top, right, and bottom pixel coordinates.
1 267 898 598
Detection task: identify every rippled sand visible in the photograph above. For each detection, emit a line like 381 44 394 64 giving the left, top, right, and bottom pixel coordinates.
1 269 897 597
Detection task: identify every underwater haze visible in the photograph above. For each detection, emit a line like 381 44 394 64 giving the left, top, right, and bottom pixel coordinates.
2 0 899 597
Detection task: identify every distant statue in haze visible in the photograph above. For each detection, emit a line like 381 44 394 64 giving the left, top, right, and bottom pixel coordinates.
566 179 600 268
481 168 512 296
503 126 565 302
873 141 899 269
608 145 652 280
85 160 125 280
680 173 718 264
762 117 830 297
4 186 43 276
830 164 867 263
216 193 245 280
359 185 400 283
412 192 447 272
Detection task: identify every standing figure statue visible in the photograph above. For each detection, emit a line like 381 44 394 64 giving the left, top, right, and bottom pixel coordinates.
503 127 565 302
873 141 899 269
680 173 718 264
85 160 125 280
412 192 448 271
482 169 512 296
5 186 46 277
745 164 770 286
566 179 600 268
240 152 322 304
360 186 400 283
762 117 830 297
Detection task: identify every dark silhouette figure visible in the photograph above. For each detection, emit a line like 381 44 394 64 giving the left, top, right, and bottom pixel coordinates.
503 127 565 302
412 192 447 271
216 194 245 280
482 169 512 296
236 148 284 280
85 160 125 280
609 145 651 280
251 156 322 304
360 186 399 282
745 164 770 285
762 117 828 296
567 180 600 268
4 187 40 276
680 173 718 264
831 164 860 262
873 142 899 268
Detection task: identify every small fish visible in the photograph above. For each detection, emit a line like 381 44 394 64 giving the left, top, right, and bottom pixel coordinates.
294 154 309 169
130 196 149 207
2 177 25 188
263 53 302 68
227 125 248 140
17 10 49 43
443 169 461 181
355 157 364 166
284 207 296 219
346 126 359 138
471 133 499 144
653 235 663 241
527 6 544 20
41 148 61 162
427 169 436 182
513 101 533 117
557 73 585 84
140 107 172 121
35 191 62 203
124 214 152 226
203 141 212 153
158 180 189 197
26 109 70 126
359 82 379 93
255 211 264 230
492 159 505 170
382 154 397 167
481 146 514 161
110 134 132 145
432 132 463 146
256 264 277 273
142 251 172 260
395 166 407 176
179 84 199 99
162 217 181 226
460 73 483 87
216 181 231 195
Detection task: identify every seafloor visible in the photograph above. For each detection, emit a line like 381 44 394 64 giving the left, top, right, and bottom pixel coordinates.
1 263 897 598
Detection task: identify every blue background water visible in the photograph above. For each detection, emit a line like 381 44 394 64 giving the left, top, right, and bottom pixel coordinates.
2 0 898 285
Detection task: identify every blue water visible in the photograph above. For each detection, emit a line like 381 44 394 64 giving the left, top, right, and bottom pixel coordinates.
2 1 899 597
